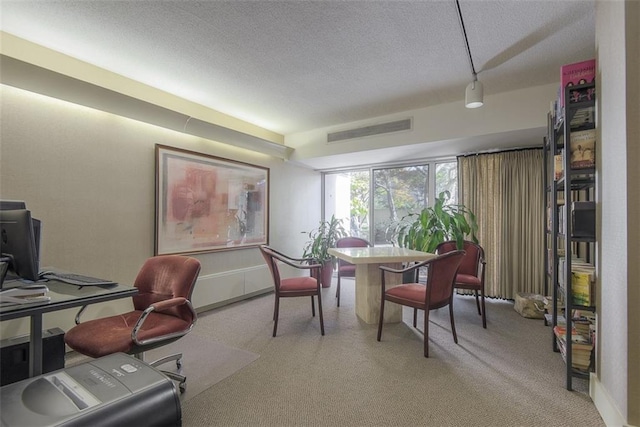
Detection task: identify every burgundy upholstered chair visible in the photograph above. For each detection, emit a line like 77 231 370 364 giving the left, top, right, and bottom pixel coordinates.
260 245 324 337
335 236 372 307
436 241 487 328
377 250 465 357
64 255 201 393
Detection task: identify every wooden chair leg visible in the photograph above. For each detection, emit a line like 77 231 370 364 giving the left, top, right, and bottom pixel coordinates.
413 308 418 328
449 301 458 344
423 308 430 358
336 274 341 307
317 292 325 336
480 289 487 329
311 295 316 317
474 290 481 315
272 297 280 337
377 296 385 341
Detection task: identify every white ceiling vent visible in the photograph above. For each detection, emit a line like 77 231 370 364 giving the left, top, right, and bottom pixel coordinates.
327 118 412 143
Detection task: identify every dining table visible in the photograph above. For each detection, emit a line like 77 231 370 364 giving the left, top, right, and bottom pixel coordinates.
327 246 436 324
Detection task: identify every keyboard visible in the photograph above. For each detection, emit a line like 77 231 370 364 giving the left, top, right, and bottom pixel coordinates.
40 272 116 286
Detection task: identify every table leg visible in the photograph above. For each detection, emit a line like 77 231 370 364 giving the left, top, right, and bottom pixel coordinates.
29 314 43 377
354 263 402 324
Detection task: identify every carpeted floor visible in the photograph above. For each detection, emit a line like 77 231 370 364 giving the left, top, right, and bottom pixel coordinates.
65 331 259 404
144 334 259 402
180 278 605 427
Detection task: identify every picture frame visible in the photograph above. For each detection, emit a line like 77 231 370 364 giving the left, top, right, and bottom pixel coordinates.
155 144 269 255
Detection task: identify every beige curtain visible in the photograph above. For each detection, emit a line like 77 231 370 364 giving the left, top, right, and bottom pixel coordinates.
458 149 545 299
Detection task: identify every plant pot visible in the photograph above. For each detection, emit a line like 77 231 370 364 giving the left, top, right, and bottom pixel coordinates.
320 260 334 288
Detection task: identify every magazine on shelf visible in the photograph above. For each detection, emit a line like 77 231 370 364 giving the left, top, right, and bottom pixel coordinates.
560 59 596 107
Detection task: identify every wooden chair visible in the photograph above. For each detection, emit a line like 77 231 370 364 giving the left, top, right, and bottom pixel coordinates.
260 245 324 337
436 241 487 328
64 255 201 393
377 250 465 357
335 236 372 307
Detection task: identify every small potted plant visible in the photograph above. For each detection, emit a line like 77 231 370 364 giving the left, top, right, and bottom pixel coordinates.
391 191 478 281
302 215 347 287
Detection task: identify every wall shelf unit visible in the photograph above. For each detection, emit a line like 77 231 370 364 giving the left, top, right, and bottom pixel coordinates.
544 82 597 391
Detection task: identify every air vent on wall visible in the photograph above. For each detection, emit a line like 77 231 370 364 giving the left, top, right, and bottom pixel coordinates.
327 118 412 143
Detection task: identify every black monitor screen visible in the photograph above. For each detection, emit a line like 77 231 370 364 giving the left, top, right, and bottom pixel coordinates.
0 209 40 282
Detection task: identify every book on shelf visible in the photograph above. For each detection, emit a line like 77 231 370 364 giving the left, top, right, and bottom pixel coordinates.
569 85 596 104
570 107 596 129
554 154 564 180
570 129 596 169
560 59 596 107
572 267 595 306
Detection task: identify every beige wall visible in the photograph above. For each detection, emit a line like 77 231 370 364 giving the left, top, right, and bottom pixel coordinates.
0 84 320 337
594 1 639 426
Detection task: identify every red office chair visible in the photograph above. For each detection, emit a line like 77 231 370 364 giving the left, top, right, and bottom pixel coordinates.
377 250 465 357
335 236 371 307
436 241 487 328
260 245 324 337
64 255 201 393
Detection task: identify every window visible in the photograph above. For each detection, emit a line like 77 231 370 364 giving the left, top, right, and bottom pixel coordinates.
323 159 456 245
372 165 429 245
323 170 370 238
436 161 458 205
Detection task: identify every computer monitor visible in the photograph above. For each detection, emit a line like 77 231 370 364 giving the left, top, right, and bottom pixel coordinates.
0 200 27 210
0 209 40 282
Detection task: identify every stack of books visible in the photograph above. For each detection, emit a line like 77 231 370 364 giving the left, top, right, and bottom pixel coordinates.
554 325 593 372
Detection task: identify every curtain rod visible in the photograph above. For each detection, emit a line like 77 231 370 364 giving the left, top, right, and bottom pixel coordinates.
457 145 542 159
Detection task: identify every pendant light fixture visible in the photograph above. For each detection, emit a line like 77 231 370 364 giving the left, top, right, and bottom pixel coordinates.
456 0 483 108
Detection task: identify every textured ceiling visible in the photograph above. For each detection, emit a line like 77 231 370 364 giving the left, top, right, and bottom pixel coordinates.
1 0 595 137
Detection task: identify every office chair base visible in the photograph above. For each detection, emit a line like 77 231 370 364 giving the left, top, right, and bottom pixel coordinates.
147 353 186 393
149 352 183 370
161 370 187 393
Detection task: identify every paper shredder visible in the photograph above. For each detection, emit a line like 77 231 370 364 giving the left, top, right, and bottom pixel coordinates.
0 352 181 427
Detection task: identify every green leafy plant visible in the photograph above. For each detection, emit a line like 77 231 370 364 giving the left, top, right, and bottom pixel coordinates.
302 215 348 265
392 191 478 253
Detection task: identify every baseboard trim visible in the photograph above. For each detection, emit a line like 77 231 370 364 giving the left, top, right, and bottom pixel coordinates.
591 373 630 426
196 288 272 313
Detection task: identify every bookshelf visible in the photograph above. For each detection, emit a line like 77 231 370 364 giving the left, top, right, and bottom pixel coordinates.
544 81 596 391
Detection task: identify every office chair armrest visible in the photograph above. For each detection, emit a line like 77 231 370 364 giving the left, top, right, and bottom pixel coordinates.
74 305 89 325
131 298 197 346
150 297 188 312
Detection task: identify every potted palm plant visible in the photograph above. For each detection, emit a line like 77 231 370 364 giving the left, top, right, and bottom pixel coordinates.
302 215 347 287
391 191 478 281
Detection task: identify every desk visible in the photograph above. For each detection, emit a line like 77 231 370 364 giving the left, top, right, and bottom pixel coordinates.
0 280 137 377
328 247 436 324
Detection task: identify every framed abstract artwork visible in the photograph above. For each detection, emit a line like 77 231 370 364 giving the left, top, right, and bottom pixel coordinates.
155 144 269 255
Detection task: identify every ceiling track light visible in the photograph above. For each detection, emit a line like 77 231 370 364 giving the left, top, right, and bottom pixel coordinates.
456 0 483 109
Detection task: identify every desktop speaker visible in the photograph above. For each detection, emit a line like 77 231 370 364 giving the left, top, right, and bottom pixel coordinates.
0 327 65 386
571 201 596 238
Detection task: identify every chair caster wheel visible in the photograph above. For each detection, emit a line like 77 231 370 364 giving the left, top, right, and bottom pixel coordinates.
176 359 182 369
179 382 186 393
